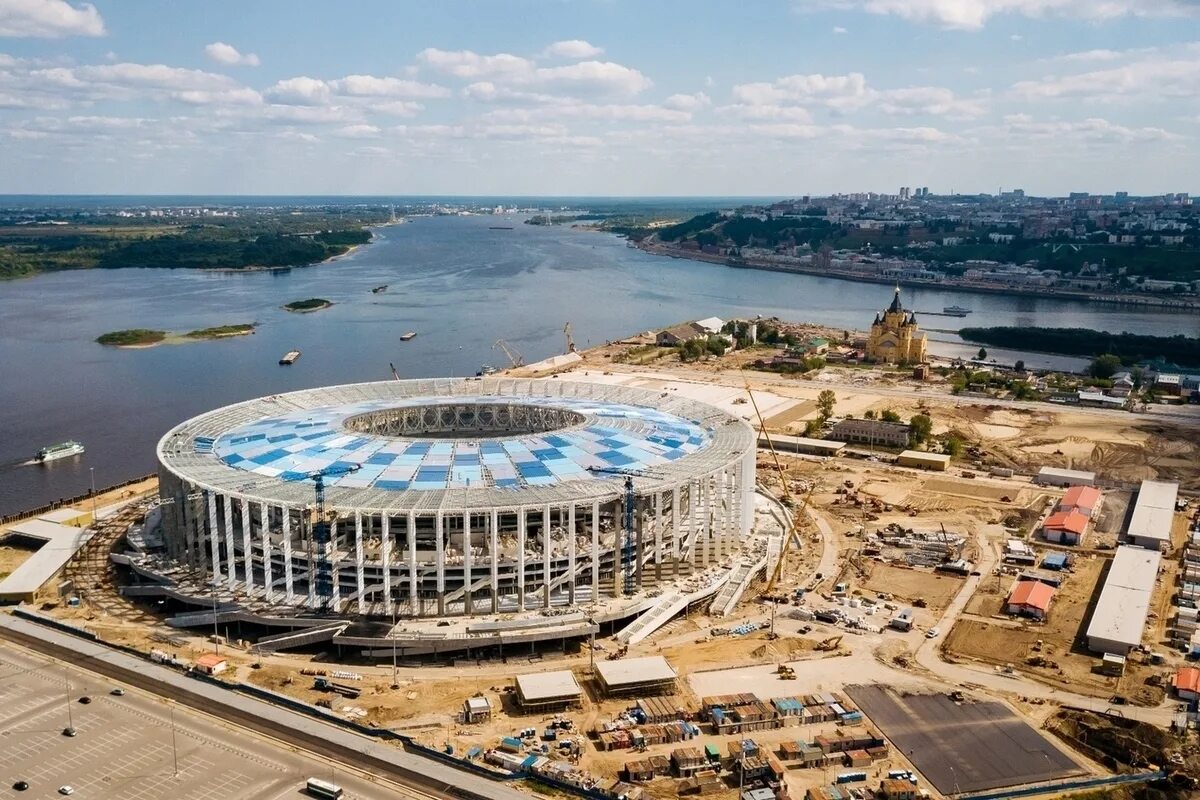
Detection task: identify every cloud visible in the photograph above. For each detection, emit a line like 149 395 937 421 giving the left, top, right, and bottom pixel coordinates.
204 42 260 67
663 91 710 112
732 71 985 118
417 47 533 79
335 123 381 139
331 74 448 99
1050 46 1157 62
0 0 105 38
418 47 650 96
812 0 1200 30
267 75 330 105
1011 56 1200 99
530 60 651 95
833 25 849 33
988 113 1181 142
485 102 690 123
719 104 815 122
542 39 604 59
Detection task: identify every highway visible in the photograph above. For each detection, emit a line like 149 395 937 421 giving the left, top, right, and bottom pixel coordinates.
0 614 526 800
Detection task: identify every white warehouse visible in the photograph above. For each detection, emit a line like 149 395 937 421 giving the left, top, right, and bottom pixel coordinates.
1125 479 1179 551
1086 545 1162 655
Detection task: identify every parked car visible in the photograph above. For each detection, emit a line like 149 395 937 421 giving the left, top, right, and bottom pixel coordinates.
926 627 940 639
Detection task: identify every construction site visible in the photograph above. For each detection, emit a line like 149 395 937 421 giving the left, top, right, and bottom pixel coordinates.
6 318 1200 800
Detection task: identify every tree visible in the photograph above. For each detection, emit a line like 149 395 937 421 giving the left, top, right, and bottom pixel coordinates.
977 347 988 361
803 418 823 437
944 435 964 457
1088 353 1122 379
816 390 837 419
1014 360 1025 373
909 414 933 445
880 409 901 423
705 336 727 357
863 410 877 420
679 339 706 362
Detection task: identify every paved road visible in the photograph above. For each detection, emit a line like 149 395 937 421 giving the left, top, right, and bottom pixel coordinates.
0 614 527 800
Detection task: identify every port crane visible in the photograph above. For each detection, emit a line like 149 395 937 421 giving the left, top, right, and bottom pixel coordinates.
587 465 656 595
563 322 576 354
493 339 524 368
743 381 818 591
281 463 361 612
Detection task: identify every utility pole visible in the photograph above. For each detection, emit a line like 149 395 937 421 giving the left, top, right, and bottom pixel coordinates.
89 467 97 523
390 600 398 689
210 579 220 654
63 666 75 736
170 702 179 777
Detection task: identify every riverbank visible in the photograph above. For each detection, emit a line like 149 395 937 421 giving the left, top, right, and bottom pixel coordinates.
97 323 256 349
636 240 1200 312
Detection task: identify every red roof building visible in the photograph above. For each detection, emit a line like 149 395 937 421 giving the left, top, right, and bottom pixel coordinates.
1006 580 1055 620
1043 509 1090 545
1174 667 1200 700
1059 486 1103 518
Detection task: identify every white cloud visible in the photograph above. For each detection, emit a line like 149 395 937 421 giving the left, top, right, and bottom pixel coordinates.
462 81 559 104
719 104 815 122
417 47 533 79
418 47 650 96
175 87 262 106
988 113 1180 142
833 25 849 33
204 42 260 67
1051 46 1157 62
485 103 689 123
0 0 105 38
276 130 318 143
663 91 711 112
732 71 985 117
267 75 330 105
1012 56 1200 99
542 39 604 59
335 123 381 139
374 100 423 116
331 74 448 99
815 0 1200 30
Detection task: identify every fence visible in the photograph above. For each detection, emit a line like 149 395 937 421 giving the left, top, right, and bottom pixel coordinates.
960 769 1166 800
0 473 156 526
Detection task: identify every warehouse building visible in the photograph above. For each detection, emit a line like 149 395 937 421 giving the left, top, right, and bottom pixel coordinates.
896 450 950 471
515 670 582 711
1035 467 1096 487
1086 546 1162 655
829 419 910 449
595 656 677 697
761 434 846 458
1125 479 1179 551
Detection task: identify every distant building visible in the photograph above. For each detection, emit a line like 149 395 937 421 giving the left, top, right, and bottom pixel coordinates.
1059 486 1102 518
896 450 950 471
1043 510 1089 546
1034 467 1095 487
866 288 927 365
655 322 708 347
830 419 910 448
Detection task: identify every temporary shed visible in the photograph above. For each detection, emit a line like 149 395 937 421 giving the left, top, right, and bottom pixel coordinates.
595 656 677 697
762 434 847 457
1042 552 1070 571
1035 467 1096 487
1058 486 1102 518
194 653 228 675
515 670 582 710
1006 580 1055 620
896 450 950 471
1125 480 1178 551
1086 546 1162 655
463 695 492 723
1173 667 1200 701
1042 510 1089 546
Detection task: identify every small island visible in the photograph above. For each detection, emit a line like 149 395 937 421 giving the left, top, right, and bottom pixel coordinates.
96 329 168 347
184 323 256 340
283 298 333 313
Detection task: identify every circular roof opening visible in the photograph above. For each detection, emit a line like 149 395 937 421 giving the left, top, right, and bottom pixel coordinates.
342 402 588 440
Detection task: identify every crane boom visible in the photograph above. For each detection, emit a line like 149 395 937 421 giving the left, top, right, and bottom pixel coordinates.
281 463 361 612
563 322 576 354
588 465 652 595
493 339 524 368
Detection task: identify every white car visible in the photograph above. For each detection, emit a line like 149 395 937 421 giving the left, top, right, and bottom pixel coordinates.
59 787 74 796
926 627 940 639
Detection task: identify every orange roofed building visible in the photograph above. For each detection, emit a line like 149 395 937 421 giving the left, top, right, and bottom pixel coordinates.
1006 580 1055 620
1043 509 1090 546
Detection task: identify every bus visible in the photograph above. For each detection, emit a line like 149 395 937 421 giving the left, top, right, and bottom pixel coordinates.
305 778 344 799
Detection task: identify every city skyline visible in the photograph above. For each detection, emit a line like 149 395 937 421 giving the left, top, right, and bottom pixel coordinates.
1 0 1199 195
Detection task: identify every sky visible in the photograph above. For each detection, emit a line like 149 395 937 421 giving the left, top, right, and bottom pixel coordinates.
1 0 1198 196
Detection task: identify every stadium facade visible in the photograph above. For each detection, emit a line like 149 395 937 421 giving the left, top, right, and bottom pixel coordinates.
153 378 756 623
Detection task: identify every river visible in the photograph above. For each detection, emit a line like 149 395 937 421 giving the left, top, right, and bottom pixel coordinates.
1 213 1196 516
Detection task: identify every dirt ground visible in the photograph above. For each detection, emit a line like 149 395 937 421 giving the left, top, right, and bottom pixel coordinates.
0 540 38 578
861 563 964 613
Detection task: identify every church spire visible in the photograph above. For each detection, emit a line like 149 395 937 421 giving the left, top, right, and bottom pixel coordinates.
887 285 903 313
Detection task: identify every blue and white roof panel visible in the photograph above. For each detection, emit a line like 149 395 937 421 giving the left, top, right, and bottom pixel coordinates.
213 396 712 492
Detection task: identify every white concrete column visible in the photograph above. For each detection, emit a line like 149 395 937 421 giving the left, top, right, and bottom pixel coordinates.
463 511 473 615
435 511 445 616
261 502 273 602
329 518 340 613
700 477 711 566
282 508 295 604
489 510 500 614
240 498 252 594
222 496 236 587
654 491 664 582
180 494 196 569
591 501 600 596
672 485 683 577
567 504 577 605
306 511 318 610
205 492 221 584
517 508 527 611
542 505 552 610
689 479 701 566
355 513 365 615
381 514 393 616
407 512 418 615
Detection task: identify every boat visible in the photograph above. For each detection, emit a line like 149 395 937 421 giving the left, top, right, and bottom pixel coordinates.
279 349 301 365
36 441 85 462
943 305 973 316
372 285 388 294
400 331 417 341
476 365 498 376
488 226 514 231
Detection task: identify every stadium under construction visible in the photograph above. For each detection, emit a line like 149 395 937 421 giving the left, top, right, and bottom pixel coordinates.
122 378 758 655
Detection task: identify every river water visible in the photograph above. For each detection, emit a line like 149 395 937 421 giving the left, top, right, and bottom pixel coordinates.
2 214 1196 516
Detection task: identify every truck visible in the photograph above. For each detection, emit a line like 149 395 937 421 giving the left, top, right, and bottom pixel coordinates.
313 677 361 699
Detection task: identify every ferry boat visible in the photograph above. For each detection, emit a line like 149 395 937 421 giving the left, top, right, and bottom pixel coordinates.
943 305 973 317
37 441 85 462
372 285 388 294
476 364 498 377
279 349 301 365
400 331 417 341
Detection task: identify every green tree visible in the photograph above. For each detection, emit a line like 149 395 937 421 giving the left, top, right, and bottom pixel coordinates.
705 336 727 357
816 390 837 419
880 409 901 423
908 414 933 444
1014 360 1025 372
803 418 823 437
679 339 706 362
1088 353 1122 379
977 347 988 361
863 410 877 420
944 436 964 457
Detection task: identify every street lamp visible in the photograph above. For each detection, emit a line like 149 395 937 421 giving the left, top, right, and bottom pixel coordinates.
390 596 398 689
89 467 97 523
210 578 220 655
62 666 76 737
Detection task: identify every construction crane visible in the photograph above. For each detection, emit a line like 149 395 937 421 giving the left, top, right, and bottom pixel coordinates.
390 362 401 381
587 465 654 595
743 380 818 591
493 339 524 368
563 322 576 354
281 463 361 613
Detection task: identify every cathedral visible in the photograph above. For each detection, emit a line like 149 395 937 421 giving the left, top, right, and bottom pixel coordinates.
866 287 927 364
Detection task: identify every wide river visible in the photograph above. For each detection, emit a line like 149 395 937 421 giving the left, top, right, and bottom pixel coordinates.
2 214 1197 516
